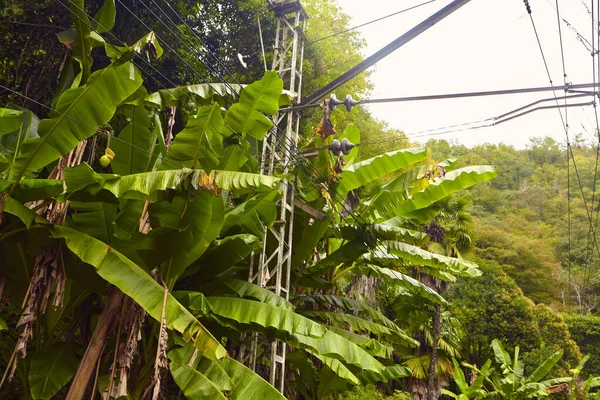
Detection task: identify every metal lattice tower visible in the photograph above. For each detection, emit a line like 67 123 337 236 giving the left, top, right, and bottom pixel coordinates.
247 0 307 393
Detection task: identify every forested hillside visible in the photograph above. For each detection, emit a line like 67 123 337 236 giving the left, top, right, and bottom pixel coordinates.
1 1 600 400
423 136 600 378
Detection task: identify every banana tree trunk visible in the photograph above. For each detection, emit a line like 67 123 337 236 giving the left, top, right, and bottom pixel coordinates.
66 289 124 400
427 303 441 400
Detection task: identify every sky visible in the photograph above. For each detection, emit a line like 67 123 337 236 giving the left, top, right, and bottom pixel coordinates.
338 0 599 148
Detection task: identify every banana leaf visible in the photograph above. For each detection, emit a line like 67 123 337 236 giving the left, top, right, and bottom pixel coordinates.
340 224 429 246
177 293 384 374
149 191 223 282
224 71 282 140
92 0 116 33
298 294 399 331
0 108 23 135
335 147 428 197
392 166 496 216
185 234 261 277
29 344 79 400
170 363 227 400
161 103 223 171
220 357 286 400
327 327 393 358
526 350 563 383
69 0 92 84
64 164 280 200
184 294 325 338
302 238 368 276
0 179 64 203
358 263 447 304
8 61 143 186
0 107 39 176
301 310 416 346
386 241 481 277
1 195 46 229
357 365 412 385
50 225 227 361
65 201 117 244
219 278 295 311
310 352 360 385
111 105 155 175
220 190 279 237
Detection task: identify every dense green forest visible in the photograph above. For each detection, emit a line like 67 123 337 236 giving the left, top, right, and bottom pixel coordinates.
1 0 600 399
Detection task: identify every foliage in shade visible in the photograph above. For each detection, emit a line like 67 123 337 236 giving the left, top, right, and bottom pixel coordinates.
28 345 79 400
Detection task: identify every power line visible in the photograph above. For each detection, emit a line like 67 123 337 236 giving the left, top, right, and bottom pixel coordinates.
281 82 600 111
525 0 600 264
309 0 437 44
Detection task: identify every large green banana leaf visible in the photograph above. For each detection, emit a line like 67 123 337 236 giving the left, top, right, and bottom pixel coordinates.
1 195 46 229
29 344 79 400
220 357 286 400
341 224 429 246
104 31 163 63
0 107 39 176
328 327 393 358
69 0 92 84
300 310 416 346
389 166 496 217
194 295 325 338
357 263 447 304
0 179 63 203
111 105 156 175
223 71 282 140
335 147 428 197
65 201 117 244
357 365 412 385
168 342 284 399
219 279 295 311
0 108 23 135
49 225 227 361
526 350 563 383
170 363 228 400
144 82 293 109
144 83 244 108
220 190 280 237
92 0 116 33
185 234 261 277
310 352 360 385
149 191 223 282
219 144 249 171
176 293 384 374
298 295 399 331
294 330 384 373
302 238 368 276
386 241 481 277
8 61 143 186
161 103 223 171
64 164 280 200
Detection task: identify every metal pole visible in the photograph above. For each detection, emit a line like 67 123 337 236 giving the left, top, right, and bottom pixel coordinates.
301 0 472 106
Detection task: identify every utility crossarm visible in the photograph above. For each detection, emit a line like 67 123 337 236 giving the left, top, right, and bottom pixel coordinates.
300 0 472 106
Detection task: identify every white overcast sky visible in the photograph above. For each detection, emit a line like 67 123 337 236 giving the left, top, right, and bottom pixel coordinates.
339 0 599 148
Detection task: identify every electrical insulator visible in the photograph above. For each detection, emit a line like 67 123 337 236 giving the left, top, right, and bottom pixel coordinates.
328 94 344 110
327 94 360 112
344 94 359 111
329 138 356 156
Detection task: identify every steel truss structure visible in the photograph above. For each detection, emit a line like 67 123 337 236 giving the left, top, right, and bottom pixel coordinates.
246 0 308 393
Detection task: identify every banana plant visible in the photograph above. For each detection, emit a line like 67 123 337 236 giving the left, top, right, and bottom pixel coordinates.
484 339 569 399
0 10 297 396
441 359 493 400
